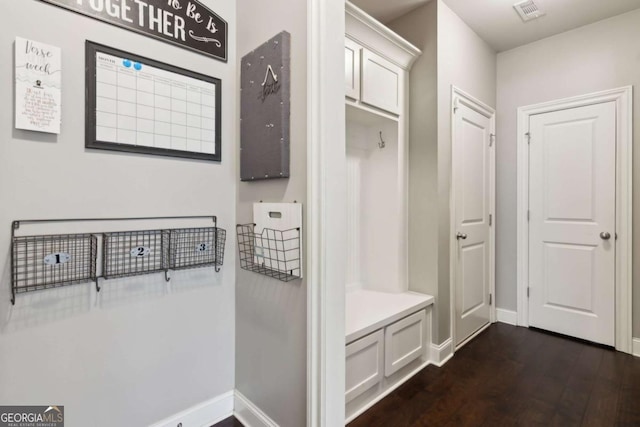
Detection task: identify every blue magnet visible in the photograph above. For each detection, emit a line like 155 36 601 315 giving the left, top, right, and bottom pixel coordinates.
134 62 142 71
123 59 132 68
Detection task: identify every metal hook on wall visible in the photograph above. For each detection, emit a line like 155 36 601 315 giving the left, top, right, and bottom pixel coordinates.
378 131 386 149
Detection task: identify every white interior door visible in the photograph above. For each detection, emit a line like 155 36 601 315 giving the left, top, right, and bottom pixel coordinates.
453 98 493 347
528 102 616 346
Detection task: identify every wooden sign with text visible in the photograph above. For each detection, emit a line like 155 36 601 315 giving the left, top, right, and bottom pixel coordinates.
37 0 227 62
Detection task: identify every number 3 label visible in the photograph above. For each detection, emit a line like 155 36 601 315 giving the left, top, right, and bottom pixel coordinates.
197 243 209 252
130 246 150 257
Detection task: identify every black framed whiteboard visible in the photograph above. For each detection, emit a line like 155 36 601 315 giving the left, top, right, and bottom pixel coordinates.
86 41 222 162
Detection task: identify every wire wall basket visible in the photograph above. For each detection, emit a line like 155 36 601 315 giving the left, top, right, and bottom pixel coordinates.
103 229 170 280
169 227 227 272
237 224 301 282
9 216 227 304
11 233 98 305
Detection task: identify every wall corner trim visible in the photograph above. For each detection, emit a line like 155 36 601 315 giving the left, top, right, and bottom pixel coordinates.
148 390 234 427
430 338 454 367
234 390 280 427
633 338 640 358
496 308 518 326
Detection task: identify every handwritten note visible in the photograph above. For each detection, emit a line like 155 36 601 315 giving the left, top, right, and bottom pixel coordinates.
15 37 62 134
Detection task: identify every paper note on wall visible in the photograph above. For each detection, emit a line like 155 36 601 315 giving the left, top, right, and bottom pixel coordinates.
15 37 62 134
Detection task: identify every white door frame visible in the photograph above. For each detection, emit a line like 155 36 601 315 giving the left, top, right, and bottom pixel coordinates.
516 86 633 353
449 86 497 350
307 0 347 425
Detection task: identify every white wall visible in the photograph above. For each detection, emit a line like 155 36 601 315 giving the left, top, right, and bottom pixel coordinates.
235 0 307 426
0 2 237 426
390 0 496 343
496 9 640 337
389 0 439 338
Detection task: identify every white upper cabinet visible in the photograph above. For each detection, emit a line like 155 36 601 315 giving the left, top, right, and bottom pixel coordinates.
345 2 420 116
361 50 401 114
345 38 362 100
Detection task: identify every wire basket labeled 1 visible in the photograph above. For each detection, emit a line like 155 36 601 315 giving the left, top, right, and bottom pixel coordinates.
169 227 227 271
11 233 98 303
102 230 169 280
237 224 301 282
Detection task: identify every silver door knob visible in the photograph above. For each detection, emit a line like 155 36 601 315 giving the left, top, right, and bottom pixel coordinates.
600 232 611 240
456 232 468 240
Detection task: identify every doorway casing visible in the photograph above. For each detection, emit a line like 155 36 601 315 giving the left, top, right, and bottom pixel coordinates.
515 86 633 353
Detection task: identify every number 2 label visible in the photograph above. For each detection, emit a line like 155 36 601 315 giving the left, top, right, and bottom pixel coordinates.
130 246 150 257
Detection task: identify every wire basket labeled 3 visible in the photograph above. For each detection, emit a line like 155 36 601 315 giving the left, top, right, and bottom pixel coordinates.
169 227 226 271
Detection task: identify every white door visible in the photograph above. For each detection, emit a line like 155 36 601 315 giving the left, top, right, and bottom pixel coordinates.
453 98 493 347
528 102 616 346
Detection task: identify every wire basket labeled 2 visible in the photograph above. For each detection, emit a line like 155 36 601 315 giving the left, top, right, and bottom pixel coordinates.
237 224 301 282
103 230 169 279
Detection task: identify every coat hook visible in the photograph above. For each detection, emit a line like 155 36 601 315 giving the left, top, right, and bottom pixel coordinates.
165 270 171 282
378 131 386 149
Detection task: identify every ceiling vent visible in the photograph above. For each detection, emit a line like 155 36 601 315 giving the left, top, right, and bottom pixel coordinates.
513 0 545 22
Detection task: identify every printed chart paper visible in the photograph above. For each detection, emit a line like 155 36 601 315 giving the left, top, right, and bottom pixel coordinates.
15 37 62 134
94 50 218 155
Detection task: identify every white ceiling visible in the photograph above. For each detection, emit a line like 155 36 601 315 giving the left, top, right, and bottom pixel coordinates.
350 0 430 23
351 0 640 52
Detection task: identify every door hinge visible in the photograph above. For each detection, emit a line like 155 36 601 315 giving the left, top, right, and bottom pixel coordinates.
489 214 492 226
527 210 530 221
525 132 531 144
527 287 530 298
489 294 493 305
490 134 495 147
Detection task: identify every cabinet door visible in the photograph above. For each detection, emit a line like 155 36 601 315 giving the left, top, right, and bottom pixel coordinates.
361 49 401 114
345 330 384 403
345 38 361 100
384 310 426 377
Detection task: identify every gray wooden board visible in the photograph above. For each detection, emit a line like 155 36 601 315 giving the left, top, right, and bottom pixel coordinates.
240 31 291 181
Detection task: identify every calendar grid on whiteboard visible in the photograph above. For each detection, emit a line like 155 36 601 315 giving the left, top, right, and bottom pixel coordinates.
86 41 221 162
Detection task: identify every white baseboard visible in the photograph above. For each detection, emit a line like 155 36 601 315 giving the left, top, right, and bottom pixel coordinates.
149 390 234 427
430 338 453 367
633 337 640 358
496 308 518 326
234 390 279 427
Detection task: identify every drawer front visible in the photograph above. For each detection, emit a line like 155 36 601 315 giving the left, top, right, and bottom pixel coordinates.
384 310 426 377
345 38 361 100
345 329 384 403
360 49 401 114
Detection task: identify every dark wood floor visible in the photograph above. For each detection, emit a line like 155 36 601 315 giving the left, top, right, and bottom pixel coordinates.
350 323 640 427
214 324 640 427
212 416 243 427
